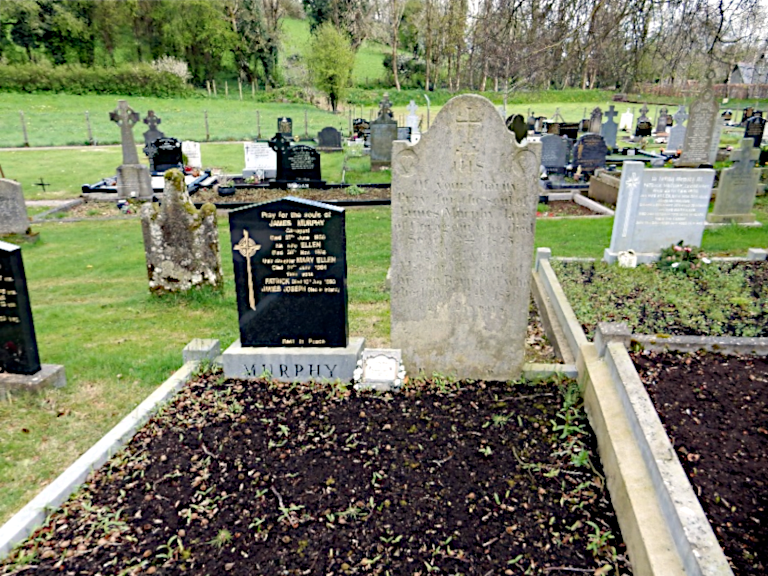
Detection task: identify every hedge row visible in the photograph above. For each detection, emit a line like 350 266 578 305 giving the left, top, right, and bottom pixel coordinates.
0 63 196 97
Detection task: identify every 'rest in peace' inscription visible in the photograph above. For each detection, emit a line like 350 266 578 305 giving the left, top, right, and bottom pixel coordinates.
229 197 348 348
0 241 41 375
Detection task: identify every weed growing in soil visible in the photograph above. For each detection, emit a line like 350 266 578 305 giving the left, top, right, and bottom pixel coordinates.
1 373 631 575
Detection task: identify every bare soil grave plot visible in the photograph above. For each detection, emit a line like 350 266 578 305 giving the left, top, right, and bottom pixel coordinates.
0 374 631 576
632 351 768 576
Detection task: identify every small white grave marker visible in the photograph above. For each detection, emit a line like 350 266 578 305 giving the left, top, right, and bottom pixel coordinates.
355 349 405 391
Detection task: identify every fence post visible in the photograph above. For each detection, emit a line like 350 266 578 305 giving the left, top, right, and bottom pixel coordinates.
205 110 210 142
252 81 255 98
225 81 229 98
238 79 243 101
348 109 352 136
213 81 217 97
257 111 261 140
19 111 29 147
206 80 211 97
304 110 309 140
85 111 94 145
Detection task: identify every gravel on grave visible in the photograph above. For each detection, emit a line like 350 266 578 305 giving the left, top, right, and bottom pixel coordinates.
1 374 631 576
632 350 768 576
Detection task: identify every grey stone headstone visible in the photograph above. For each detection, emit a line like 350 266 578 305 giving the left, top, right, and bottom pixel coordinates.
708 139 761 223
601 105 619 150
605 161 714 260
391 94 540 380
655 107 668 133
0 180 31 236
140 169 223 294
676 79 719 167
666 106 688 151
142 110 164 146
110 100 152 199
370 115 398 169
709 117 724 164
540 134 568 173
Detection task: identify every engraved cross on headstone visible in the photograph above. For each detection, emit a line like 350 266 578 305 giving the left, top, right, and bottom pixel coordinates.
233 229 261 310
110 100 140 165
729 138 760 174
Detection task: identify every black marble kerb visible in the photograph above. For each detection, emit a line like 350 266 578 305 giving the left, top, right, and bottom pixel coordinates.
0 240 41 375
229 197 348 348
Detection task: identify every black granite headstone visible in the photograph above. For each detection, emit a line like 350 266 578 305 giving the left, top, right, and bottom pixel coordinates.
572 134 609 173
229 198 348 348
278 117 293 138
745 116 766 148
317 126 343 151
353 118 369 139
579 119 590 133
0 241 41 375
540 134 568 174
635 120 653 137
721 110 732 122
280 145 323 186
741 107 754 125
144 137 183 172
559 123 580 140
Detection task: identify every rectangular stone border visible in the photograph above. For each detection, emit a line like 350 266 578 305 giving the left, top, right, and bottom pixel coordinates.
30 199 84 222
0 358 201 560
541 191 615 216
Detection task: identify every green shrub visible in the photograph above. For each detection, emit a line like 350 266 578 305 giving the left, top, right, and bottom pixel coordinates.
0 63 195 97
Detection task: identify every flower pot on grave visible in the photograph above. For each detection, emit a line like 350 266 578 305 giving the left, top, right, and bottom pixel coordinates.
218 186 236 197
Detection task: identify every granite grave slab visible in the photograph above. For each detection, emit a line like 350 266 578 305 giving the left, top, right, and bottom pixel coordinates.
0 240 40 375
708 138 761 224
244 141 277 179
572 134 608 173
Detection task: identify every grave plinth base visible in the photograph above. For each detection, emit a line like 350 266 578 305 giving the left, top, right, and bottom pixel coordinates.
706 213 757 224
222 338 364 382
269 180 326 190
0 364 66 398
116 164 153 200
0 232 39 244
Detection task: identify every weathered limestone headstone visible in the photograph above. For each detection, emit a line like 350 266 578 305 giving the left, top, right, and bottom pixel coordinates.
676 75 719 167
707 139 761 224
182 141 202 168
600 105 619 149
0 240 66 394
369 112 398 170
619 108 634 131
391 94 540 379
666 106 688 151
604 161 714 263
110 100 153 200
140 169 223 294
0 180 32 238
589 107 603 133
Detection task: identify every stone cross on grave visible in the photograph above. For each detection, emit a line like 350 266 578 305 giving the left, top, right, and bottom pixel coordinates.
639 104 650 121
378 93 393 119
552 108 565 122
729 137 760 174
604 105 618 123
407 100 418 116
143 110 161 132
110 100 141 165
268 132 291 154
673 105 688 125
233 229 261 310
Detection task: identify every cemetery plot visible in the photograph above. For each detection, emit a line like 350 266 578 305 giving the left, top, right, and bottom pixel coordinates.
0 374 629 575
633 350 768 576
550 260 768 339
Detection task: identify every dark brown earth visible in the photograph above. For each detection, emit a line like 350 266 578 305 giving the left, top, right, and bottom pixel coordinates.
632 350 768 575
538 202 599 217
1 374 631 576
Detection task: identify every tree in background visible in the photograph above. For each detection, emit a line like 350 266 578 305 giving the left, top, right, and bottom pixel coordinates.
302 0 372 51
305 22 355 111
225 0 283 87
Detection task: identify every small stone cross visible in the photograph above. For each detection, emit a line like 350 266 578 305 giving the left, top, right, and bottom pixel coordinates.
639 103 649 120
268 132 291 154
729 138 760 174
143 110 161 131
604 105 618 123
673 105 688 125
234 229 261 310
407 100 418 115
378 93 393 118
110 100 140 165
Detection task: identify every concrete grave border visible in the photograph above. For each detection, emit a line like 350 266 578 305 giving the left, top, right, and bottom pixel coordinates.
534 247 768 576
0 350 207 559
